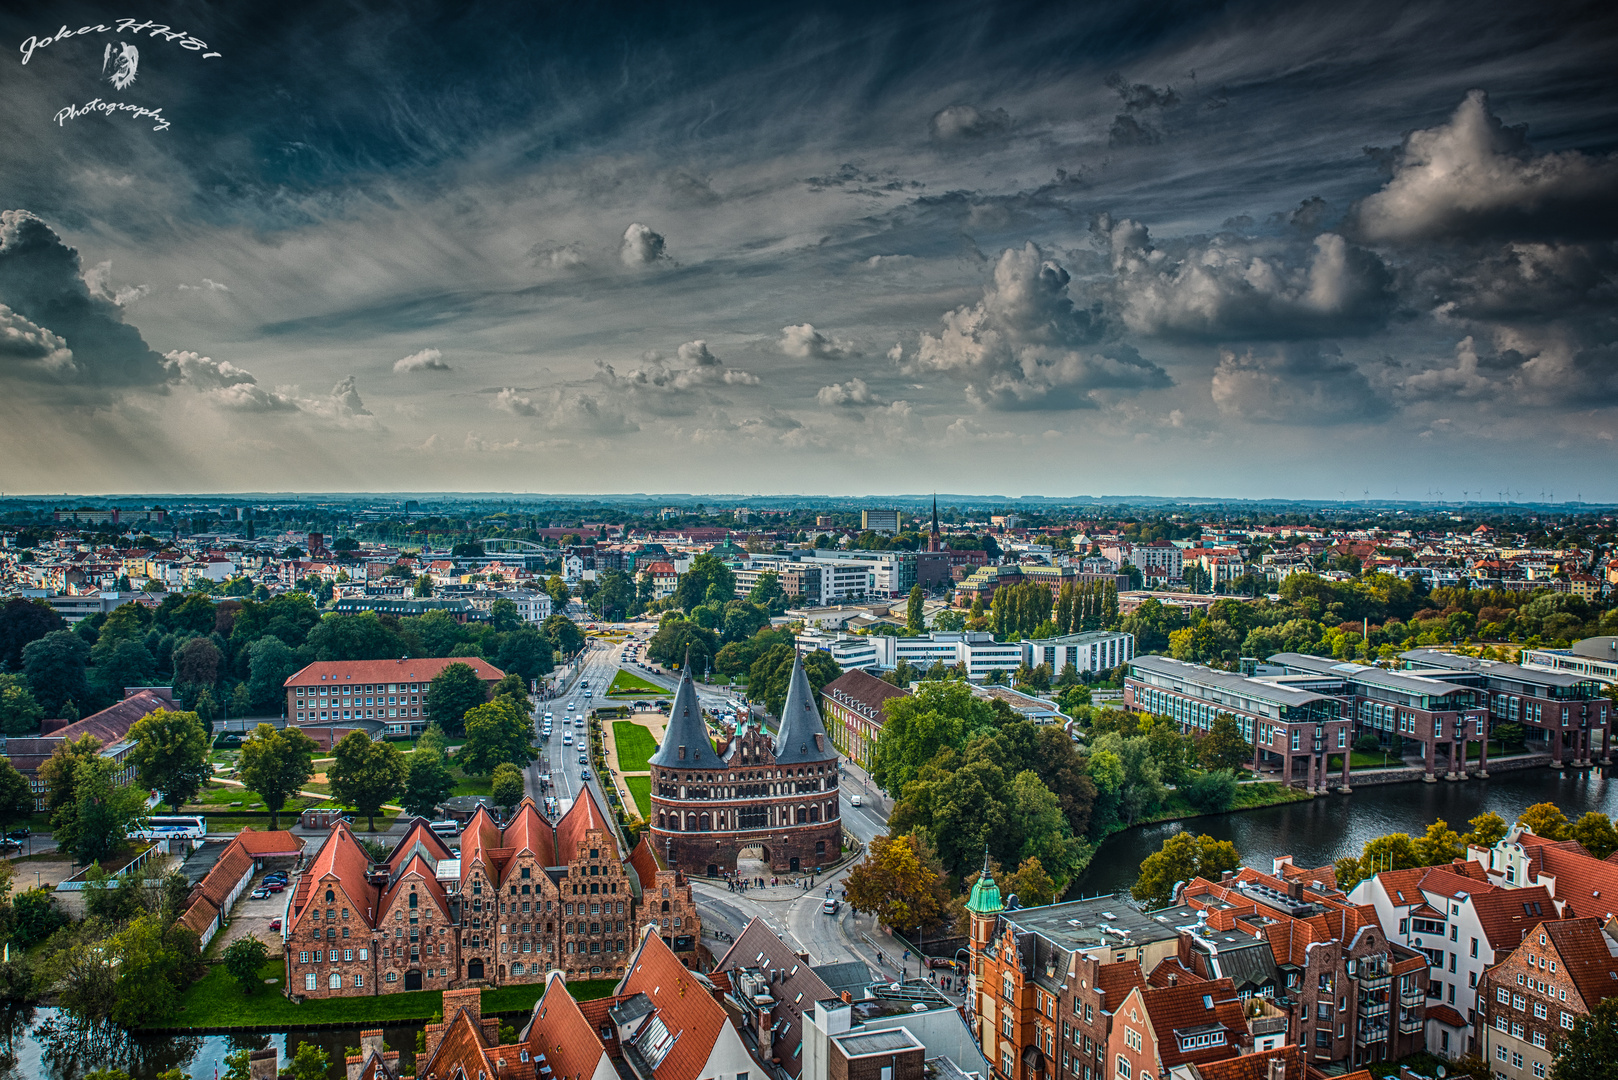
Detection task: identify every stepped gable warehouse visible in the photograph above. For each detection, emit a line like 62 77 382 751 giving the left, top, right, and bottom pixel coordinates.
283 656 505 736
648 652 842 877
284 791 699 999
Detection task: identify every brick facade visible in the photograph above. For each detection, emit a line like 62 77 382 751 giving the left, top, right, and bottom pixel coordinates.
649 656 842 876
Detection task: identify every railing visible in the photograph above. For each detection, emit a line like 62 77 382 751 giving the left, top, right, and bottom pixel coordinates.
1354 1024 1390 1046
1398 1009 1424 1034
1250 1017 1288 1037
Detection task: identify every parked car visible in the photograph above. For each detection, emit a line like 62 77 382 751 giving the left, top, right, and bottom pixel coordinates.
6 828 29 839
264 874 288 885
251 887 271 899
266 881 285 893
0 839 21 853
269 918 282 931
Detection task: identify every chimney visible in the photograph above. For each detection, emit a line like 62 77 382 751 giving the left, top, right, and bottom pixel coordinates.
1168 972 1178 986
758 1006 774 1062
248 1049 279 1080
482 1017 501 1045
1267 1058 1286 1080
1221 870 1235 883
1288 881 1303 901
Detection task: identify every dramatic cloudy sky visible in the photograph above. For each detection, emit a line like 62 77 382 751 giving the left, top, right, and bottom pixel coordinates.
2 0 1616 498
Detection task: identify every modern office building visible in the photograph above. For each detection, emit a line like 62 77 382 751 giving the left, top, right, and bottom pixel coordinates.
1124 655 1351 792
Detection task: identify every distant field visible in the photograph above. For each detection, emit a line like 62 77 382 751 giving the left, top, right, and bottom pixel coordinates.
608 670 667 695
624 775 652 820
612 722 660 772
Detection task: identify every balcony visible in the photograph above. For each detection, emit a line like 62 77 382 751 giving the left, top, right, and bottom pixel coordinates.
1358 996 1390 1019
1398 1009 1423 1034
1354 1023 1390 1047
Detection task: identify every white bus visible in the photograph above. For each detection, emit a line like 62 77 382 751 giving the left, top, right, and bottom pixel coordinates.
429 820 460 839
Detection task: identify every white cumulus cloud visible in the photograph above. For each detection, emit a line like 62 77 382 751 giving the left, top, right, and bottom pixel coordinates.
394 347 451 373
620 223 666 266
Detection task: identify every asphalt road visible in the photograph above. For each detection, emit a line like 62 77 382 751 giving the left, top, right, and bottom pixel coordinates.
524 629 923 990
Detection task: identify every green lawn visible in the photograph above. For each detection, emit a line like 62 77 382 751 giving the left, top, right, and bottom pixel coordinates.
450 765 493 797
162 960 618 1030
608 670 667 696
612 722 660 772
623 776 652 820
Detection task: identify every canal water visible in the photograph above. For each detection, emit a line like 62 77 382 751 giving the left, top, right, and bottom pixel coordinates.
6 767 1615 1079
1073 765 1618 896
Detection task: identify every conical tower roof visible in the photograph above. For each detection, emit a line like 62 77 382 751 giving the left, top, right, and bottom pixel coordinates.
647 652 714 770
965 850 1003 915
773 651 837 766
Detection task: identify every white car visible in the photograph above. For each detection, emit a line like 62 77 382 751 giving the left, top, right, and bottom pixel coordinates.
850 793 863 807
563 733 573 744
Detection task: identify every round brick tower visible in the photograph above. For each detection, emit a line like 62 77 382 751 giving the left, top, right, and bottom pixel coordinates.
647 651 842 877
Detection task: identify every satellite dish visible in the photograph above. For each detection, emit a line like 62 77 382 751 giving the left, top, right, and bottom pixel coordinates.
1436 1067 1447 1078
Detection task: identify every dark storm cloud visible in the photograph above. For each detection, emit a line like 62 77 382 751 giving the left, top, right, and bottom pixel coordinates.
1211 343 1390 424
0 210 169 392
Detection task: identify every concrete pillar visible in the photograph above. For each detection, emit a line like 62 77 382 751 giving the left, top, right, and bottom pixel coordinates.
1602 719 1613 766
1315 751 1328 795
1551 729 1563 768
1338 741 1353 793
1451 739 1467 781
1423 739 1437 783
1477 720 1490 778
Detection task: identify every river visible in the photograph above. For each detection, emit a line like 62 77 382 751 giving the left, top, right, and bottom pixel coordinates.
6 768 1616 1079
1073 765 1618 896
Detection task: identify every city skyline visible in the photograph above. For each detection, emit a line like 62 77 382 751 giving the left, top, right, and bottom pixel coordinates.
2 1 1615 497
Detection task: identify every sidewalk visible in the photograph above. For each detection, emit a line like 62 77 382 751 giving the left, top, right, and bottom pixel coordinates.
838 757 891 815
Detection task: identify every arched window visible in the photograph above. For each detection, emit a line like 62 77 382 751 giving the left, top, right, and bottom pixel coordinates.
326 889 335 902
328 972 342 989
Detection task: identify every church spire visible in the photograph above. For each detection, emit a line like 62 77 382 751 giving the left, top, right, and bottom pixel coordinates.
929 495 940 552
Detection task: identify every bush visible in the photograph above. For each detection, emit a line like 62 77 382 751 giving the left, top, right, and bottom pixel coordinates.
1183 769 1238 813
12 886 66 945
1354 734 1381 753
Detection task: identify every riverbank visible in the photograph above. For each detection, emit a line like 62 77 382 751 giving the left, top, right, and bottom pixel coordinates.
142 959 616 1033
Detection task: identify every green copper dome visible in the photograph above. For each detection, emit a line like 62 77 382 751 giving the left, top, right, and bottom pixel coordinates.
965 857 1003 915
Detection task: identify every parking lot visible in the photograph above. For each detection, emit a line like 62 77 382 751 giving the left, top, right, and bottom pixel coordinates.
212 870 291 957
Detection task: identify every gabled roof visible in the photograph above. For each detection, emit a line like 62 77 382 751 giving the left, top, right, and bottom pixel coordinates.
713 917 836 1076
556 786 612 863
820 669 907 718
504 798 558 867
1187 1046 1305 1080
53 690 172 747
1538 844 1618 921
387 817 455 873
628 835 663 892
294 822 379 924
773 653 837 766
523 973 610 1080
617 929 735 1080
233 828 304 857
647 665 715 771
1094 960 1146 1008
459 805 505 876
418 994 495 1080
1533 917 1618 1008
283 656 505 687
1135 977 1247 1069
1468 884 1556 948
379 853 450 916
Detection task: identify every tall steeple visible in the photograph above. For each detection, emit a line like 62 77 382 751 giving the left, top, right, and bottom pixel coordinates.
929 494 941 553
647 648 713 770
772 651 837 766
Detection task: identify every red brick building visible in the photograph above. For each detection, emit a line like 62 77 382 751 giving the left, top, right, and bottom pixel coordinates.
819 669 907 769
1475 917 1618 1080
283 790 699 998
283 656 505 735
648 655 842 876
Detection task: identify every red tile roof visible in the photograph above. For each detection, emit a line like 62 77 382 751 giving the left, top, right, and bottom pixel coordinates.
556 786 611 863
503 798 557 867
293 822 380 924
628 835 662 892
1531 917 1618 1009
379 853 450 917
1095 960 1146 1008
386 818 454 873
1190 1046 1305 1080
1137 977 1248 1068
283 656 505 687
1538 845 1618 921
618 929 734 1080
419 995 493 1080
525 974 611 1080
1426 1004 1468 1028
233 828 303 857
1468 884 1556 949
53 690 172 747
